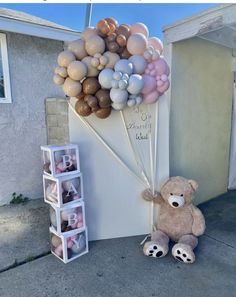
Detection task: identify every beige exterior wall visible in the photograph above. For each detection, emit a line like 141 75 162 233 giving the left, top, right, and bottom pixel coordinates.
170 37 233 204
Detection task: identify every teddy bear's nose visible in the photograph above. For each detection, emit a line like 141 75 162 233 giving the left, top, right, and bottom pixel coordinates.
172 202 179 207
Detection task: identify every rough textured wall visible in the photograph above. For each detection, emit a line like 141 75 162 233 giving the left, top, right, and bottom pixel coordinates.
46 98 69 144
0 32 64 205
170 37 233 204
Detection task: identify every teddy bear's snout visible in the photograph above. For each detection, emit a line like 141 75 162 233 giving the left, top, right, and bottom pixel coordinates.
168 195 185 208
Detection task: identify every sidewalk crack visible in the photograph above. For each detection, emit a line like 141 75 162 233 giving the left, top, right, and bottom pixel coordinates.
0 251 51 274
204 234 236 249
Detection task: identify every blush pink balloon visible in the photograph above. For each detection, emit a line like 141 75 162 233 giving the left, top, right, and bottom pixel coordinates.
154 58 169 75
141 74 156 94
130 23 149 37
157 80 170 93
67 239 74 248
148 37 163 54
157 80 164 87
143 90 160 104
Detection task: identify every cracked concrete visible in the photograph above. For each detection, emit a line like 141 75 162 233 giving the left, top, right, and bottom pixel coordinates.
0 191 235 297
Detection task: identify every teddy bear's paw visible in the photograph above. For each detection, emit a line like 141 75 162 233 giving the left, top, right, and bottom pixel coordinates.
172 243 195 264
143 241 167 258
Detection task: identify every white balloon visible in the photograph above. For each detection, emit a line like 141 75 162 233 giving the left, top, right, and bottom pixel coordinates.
127 74 144 95
122 73 129 81
135 95 143 105
71 234 86 254
128 55 147 74
104 51 120 69
119 79 128 90
110 88 128 104
50 207 57 227
98 68 114 89
115 59 133 75
111 80 119 89
127 99 136 107
61 209 75 221
113 71 123 81
112 102 127 110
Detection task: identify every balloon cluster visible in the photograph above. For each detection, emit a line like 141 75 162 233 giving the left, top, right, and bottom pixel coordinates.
53 18 170 119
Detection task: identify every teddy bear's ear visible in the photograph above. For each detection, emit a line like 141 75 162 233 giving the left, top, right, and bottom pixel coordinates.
188 179 198 192
160 177 170 189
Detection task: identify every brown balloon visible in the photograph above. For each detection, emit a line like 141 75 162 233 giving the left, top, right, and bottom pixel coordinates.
75 100 92 117
96 89 111 108
76 92 85 101
116 34 127 47
107 33 116 42
120 48 132 59
116 24 131 39
95 107 112 119
105 17 118 29
107 41 119 53
84 95 99 109
83 78 100 95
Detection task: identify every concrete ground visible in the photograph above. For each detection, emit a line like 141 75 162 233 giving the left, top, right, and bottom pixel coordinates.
0 191 236 297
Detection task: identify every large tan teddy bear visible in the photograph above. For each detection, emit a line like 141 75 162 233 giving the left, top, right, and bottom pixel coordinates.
143 176 205 264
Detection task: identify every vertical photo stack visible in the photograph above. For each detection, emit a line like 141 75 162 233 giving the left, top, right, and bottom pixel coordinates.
41 144 88 263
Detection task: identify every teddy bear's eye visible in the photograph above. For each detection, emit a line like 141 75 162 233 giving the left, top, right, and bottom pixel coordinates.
170 193 173 195
180 194 184 197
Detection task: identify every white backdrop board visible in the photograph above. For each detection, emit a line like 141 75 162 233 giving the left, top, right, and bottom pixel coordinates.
69 95 169 240
229 83 236 189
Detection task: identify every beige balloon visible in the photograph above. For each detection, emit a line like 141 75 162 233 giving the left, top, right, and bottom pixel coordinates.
63 77 82 97
103 51 120 69
57 50 76 67
81 27 98 41
68 39 88 60
85 35 105 56
67 61 87 81
82 56 99 77
53 74 65 85
54 66 67 78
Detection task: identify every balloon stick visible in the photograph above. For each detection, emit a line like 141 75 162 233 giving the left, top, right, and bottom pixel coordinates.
120 110 150 189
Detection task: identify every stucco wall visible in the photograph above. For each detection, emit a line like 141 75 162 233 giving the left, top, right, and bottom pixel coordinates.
0 32 64 205
170 37 233 204
46 97 69 145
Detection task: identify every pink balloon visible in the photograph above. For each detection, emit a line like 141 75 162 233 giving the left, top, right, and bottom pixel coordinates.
154 58 169 75
161 74 168 82
143 90 160 104
157 80 164 87
127 33 147 55
148 37 163 54
147 63 154 70
157 80 170 93
150 70 156 77
141 74 156 94
130 23 149 37
67 239 74 248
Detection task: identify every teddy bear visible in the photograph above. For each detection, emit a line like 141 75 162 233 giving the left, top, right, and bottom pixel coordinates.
142 176 205 264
